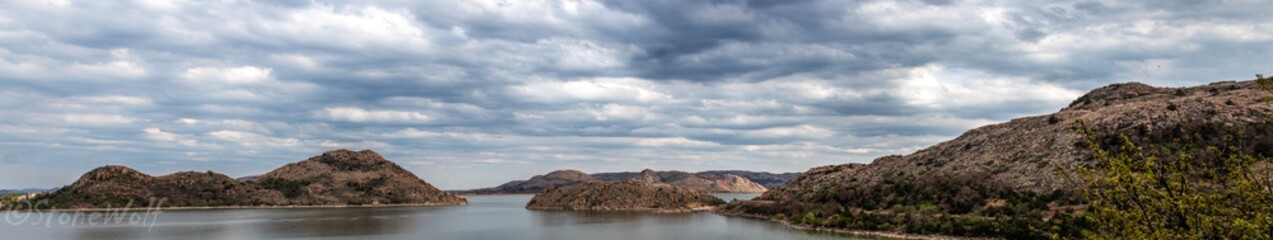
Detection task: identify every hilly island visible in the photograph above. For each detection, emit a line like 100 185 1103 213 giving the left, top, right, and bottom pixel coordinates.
31 150 467 209
455 169 793 194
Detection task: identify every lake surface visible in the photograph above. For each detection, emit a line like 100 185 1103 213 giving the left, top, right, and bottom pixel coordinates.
2 194 863 240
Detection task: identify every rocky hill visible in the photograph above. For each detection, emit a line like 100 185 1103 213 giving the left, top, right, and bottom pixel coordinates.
592 169 769 193
34 149 466 209
719 80 1273 238
454 170 595 194
526 181 726 212
695 171 800 189
458 169 779 194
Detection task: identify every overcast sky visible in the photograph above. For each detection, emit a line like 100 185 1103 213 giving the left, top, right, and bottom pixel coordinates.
1 0 1271 190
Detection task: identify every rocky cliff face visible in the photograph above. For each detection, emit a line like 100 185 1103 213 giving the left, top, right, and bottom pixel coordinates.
461 169 775 194
36 149 466 209
720 80 1273 231
526 181 726 212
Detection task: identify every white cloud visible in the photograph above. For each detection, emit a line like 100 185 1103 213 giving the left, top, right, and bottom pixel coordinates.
182 66 273 84
634 137 719 147
143 128 199 146
892 64 1083 109
262 5 431 53
513 78 674 103
532 38 637 70
134 0 179 11
75 95 152 105
61 114 137 125
69 61 147 80
744 125 835 139
269 54 321 70
587 104 661 122
209 130 299 147
319 107 432 123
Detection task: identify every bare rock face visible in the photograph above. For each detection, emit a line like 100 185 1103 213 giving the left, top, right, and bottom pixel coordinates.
36 149 465 209
720 80 1273 220
526 181 726 212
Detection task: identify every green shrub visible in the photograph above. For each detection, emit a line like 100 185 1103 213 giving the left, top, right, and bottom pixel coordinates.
1075 122 1273 239
258 178 310 198
800 212 818 225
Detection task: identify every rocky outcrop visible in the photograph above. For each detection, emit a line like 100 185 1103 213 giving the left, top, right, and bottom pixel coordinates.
592 169 769 193
459 169 778 194
695 171 800 189
35 149 466 209
720 80 1273 235
38 165 285 208
526 181 726 212
456 170 594 194
250 149 467 206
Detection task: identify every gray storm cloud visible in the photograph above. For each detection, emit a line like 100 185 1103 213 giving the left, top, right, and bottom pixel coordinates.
0 0 1270 189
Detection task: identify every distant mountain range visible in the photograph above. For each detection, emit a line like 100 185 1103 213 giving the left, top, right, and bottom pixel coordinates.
0 188 54 195
32 150 465 209
453 169 798 194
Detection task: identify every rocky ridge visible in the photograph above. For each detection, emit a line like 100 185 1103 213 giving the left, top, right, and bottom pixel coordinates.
34 149 466 209
460 169 778 194
719 80 1273 237
526 181 726 212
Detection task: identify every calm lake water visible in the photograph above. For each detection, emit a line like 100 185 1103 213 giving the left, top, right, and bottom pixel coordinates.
2 194 864 240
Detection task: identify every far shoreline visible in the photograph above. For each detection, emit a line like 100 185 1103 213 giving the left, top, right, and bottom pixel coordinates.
3 202 468 213
715 211 990 240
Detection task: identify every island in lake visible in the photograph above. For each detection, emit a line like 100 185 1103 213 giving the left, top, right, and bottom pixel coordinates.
32 149 466 209
456 169 796 194
526 181 726 213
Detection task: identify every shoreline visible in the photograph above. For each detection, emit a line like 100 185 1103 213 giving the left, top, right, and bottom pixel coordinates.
3 202 468 213
526 205 717 213
453 192 766 196
714 211 992 240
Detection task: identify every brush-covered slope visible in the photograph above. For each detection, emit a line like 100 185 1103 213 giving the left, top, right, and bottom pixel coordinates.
720 80 1273 237
251 149 467 206
458 170 595 194
526 181 726 212
601 169 768 193
459 169 777 194
36 149 466 209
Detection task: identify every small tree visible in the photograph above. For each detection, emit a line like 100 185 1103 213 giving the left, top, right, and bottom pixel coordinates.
1074 122 1273 239
1258 74 1271 90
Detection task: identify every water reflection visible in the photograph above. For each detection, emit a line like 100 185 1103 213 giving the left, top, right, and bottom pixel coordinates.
4 194 865 240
